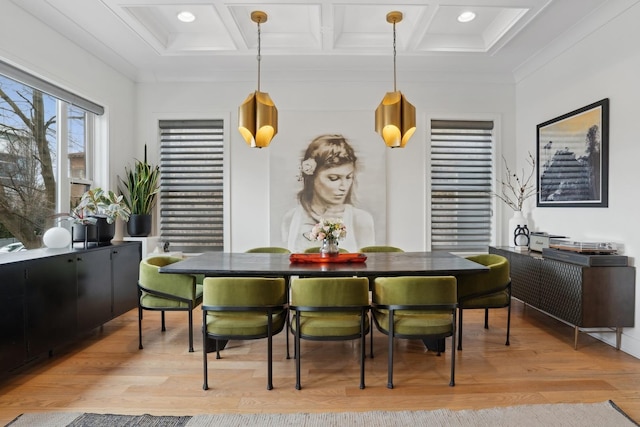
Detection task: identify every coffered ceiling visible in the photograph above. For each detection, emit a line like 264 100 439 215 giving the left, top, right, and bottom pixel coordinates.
9 0 628 82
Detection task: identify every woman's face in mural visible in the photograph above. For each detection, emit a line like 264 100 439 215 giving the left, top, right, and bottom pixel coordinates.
312 163 355 207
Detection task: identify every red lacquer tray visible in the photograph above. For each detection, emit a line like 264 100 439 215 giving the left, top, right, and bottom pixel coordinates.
289 253 367 264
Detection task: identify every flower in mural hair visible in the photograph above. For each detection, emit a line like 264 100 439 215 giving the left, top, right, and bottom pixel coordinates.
309 218 347 242
297 158 318 181
301 158 317 175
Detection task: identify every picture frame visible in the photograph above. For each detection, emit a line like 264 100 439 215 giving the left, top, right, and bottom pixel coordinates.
536 98 609 207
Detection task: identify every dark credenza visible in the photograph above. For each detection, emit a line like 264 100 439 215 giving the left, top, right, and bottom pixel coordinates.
0 241 141 376
489 246 635 350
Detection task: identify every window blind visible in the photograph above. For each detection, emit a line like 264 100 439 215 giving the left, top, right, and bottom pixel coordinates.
159 119 224 252
429 120 493 252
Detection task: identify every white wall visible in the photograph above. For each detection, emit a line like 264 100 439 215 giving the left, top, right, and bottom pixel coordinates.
136 79 515 253
516 2 640 357
0 1 137 210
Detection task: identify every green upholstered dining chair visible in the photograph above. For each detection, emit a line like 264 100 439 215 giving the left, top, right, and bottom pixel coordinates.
245 247 291 253
304 246 349 253
358 246 405 304
456 254 511 351
359 245 404 253
289 277 370 390
244 246 292 357
201 277 287 391
138 256 203 353
372 276 458 388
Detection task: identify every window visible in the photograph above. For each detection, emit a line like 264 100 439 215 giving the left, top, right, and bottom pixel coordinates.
64 103 94 212
429 120 494 252
0 63 100 249
159 120 224 253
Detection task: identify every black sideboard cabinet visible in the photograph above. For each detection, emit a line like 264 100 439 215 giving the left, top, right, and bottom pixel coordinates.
490 246 635 350
0 241 141 376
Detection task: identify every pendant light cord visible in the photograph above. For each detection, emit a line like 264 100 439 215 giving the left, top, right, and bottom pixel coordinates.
392 20 397 92
257 21 262 92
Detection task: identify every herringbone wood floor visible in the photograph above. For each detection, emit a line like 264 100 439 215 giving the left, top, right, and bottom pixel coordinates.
1 300 639 425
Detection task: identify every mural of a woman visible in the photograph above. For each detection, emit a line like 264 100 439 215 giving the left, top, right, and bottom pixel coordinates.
281 134 375 253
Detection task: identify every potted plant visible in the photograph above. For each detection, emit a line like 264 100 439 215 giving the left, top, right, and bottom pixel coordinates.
489 152 537 249
119 157 160 237
71 187 131 245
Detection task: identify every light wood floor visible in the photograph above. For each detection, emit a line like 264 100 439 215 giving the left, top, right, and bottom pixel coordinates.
1 300 639 425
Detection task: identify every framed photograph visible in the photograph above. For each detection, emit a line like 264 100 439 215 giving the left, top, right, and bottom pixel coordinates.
536 98 609 207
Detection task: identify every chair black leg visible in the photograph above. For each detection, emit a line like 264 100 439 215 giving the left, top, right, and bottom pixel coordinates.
285 277 291 360
505 302 512 346
291 319 297 360
202 312 208 390
286 310 290 359
370 314 374 358
295 314 301 390
161 310 166 332
267 313 273 390
188 306 194 352
484 308 489 329
359 314 365 390
450 310 457 387
457 308 464 351
387 310 394 389
138 304 144 350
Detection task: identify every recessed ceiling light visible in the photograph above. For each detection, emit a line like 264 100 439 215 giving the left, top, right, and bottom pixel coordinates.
177 11 196 23
457 11 476 23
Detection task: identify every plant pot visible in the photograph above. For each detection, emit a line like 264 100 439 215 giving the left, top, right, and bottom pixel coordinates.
72 216 115 245
127 214 152 237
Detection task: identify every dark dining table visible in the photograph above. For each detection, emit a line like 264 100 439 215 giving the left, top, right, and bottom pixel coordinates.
159 251 489 353
158 250 488 278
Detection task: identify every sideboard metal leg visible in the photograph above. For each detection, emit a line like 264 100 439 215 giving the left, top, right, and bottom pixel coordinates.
616 327 622 350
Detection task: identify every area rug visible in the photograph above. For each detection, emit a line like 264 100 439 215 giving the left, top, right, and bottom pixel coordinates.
6 400 638 427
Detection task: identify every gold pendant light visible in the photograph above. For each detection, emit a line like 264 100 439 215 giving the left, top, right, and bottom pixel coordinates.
238 11 278 148
375 11 416 148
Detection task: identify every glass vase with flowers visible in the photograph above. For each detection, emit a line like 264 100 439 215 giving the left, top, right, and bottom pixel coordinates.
309 218 347 257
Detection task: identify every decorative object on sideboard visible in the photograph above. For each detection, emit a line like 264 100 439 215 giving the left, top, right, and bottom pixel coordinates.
490 152 537 247
542 240 625 266
69 187 131 248
513 223 530 251
529 232 566 252
42 226 72 249
72 217 113 248
548 239 618 253
119 147 160 237
508 211 529 250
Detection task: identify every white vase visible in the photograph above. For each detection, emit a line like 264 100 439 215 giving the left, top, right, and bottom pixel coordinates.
508 211 529 250
43 226 72 249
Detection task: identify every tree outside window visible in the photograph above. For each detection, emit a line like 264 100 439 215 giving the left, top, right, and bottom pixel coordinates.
0 74 91 249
